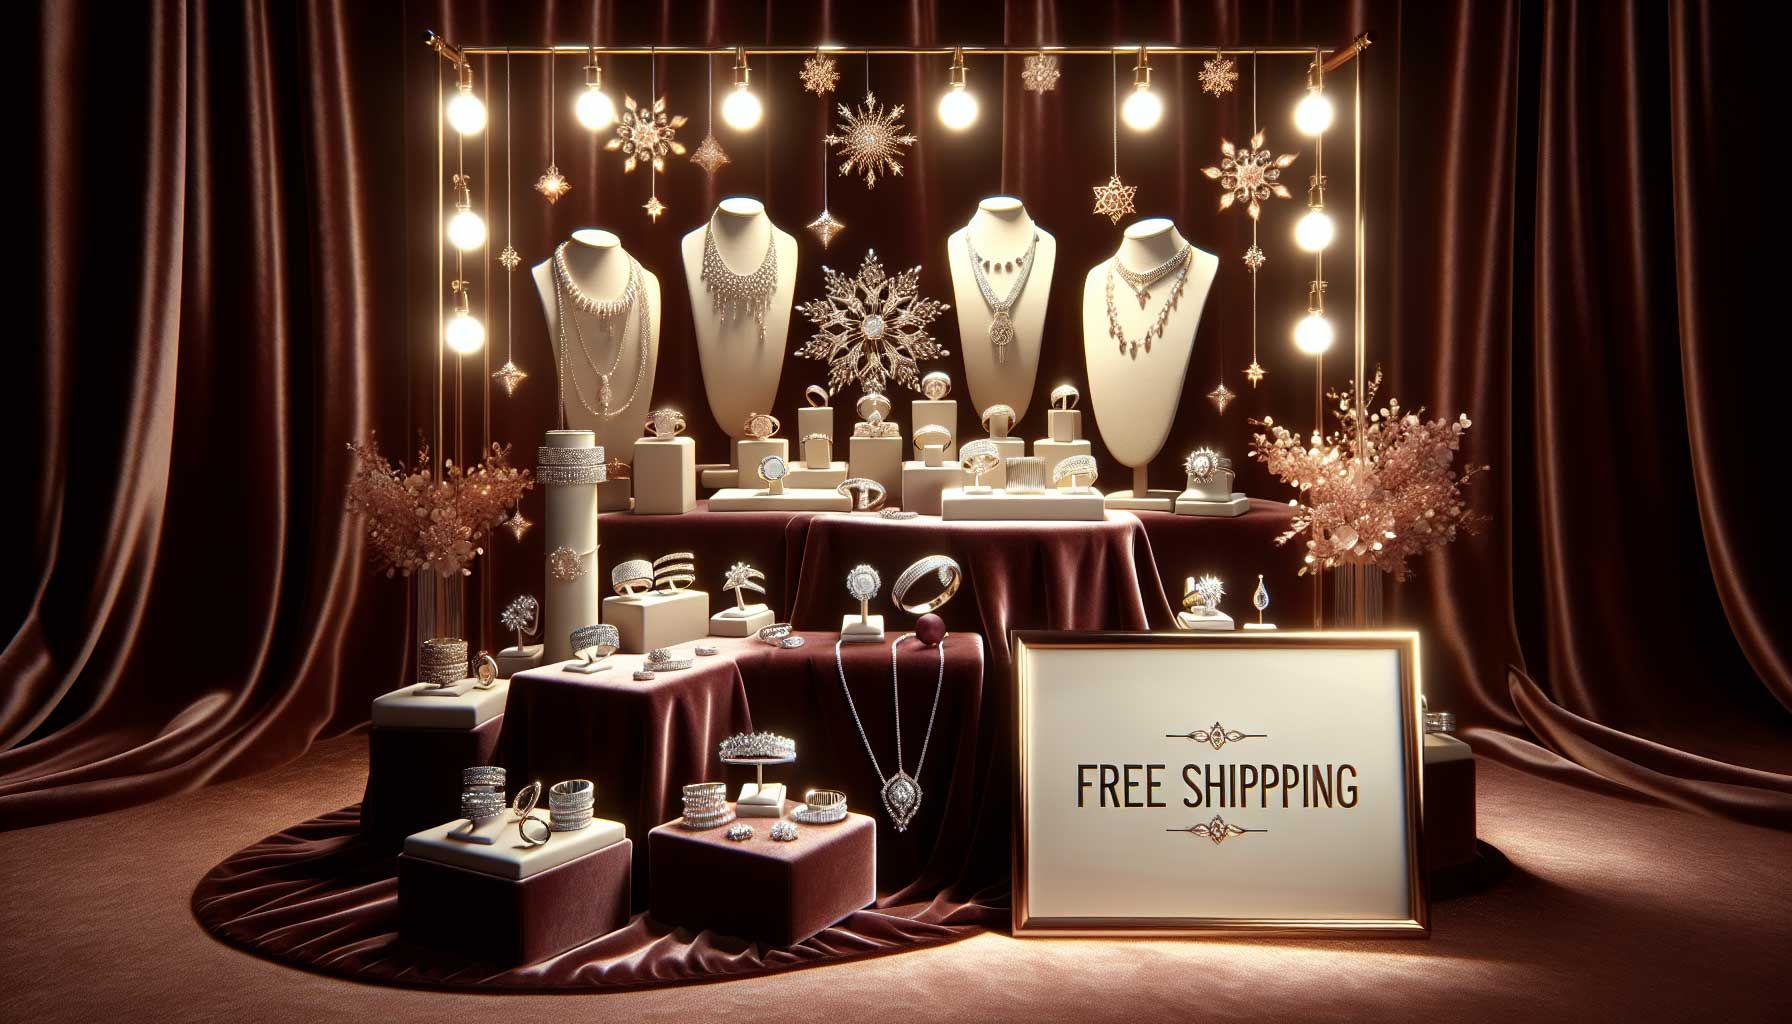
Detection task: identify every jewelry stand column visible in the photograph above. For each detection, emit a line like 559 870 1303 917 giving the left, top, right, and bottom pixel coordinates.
540 430 604 662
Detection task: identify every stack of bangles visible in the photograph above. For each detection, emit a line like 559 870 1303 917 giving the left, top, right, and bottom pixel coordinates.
792 789 848 824
679 781 733 829
548 779 595 832
512 781 552 846
460 765 506 822
535 444 609 486
757 622 806 648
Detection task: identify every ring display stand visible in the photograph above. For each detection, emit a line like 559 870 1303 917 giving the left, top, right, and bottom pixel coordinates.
720 753 794 818
602 590 710 653
632 436 697 515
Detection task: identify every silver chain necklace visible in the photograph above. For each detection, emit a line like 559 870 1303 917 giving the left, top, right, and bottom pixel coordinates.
965 230 1037 364
1105 246 1191 358
553 250 651 419
1112 243 1190 308
833 633 947 833
700 223 778 343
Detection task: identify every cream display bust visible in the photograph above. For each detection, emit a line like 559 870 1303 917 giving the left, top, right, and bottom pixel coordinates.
947 197 1055 421
681 197 798 442
1081 218 1218 478
532 229 663 465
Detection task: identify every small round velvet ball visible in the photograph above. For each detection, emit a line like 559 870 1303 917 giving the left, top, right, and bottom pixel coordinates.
916 613 946 646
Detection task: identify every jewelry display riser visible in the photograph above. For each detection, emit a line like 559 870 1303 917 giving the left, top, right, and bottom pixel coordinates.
736 438 789 478
911 399 959 460
901 461 965 517
797 406 835 467
709 604 775 637
1033 438 1092 483
698 464 738 489
496 645 545 678
1103 488 1179 512
978 435 1026 488
941 487 1106 521
543 430 602 662
847 435 903 496
361 713 504 851
735 781 787 817
1174 491 1250 517
1046 408 1082 443
708 487 852 512
1423 734 1478 873
603 589 710 653
785 461 848 489
407 814 627 879
631 436 696 515
841 613 885 642
1176 609 1236 630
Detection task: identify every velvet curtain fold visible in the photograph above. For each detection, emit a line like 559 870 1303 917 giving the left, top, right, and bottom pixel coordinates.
8 0 1788 837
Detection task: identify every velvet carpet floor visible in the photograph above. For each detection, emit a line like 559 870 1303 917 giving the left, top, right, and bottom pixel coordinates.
2 731 1788 1022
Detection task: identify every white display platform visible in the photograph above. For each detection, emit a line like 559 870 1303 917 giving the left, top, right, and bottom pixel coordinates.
911 399 960 460
737 438 789 478
632 436 696 515
941 487 1106 521
1424 732 1473 764
496 645 544 678
901 461 963 517
710 605 775 637
841 613 885 643
736 781 787 818
1176 610 1236 631
1046 408 1082 443
699 465 738 489
1104 488 1179 512
597 478 633 513
708 487 852 512
1174 491 1250 517
979 436 1026 489
603 589 710 653
786 461 848 489
406 814 627 881
1034 438 1093 483
372 679 510 730
847 435 903 495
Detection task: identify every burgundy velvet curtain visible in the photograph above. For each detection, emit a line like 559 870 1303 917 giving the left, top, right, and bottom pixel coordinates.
9 0 1788 834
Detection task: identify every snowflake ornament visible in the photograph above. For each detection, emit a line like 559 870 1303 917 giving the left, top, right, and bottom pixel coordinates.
1092 174 1138 224
503 508 532 541
801 53 840 95
1243 244 1265 272
1245 360 1266 386
534 164 570 204
826 93 917 190
1022 53 1061 93
796 250 951 395
497 244 520 271
1203 130 1297 220
1199 55 1238 96
606 94 687 174
1208 381 1236 414
690 132 730 176
492 360 527 396
643 195 667 223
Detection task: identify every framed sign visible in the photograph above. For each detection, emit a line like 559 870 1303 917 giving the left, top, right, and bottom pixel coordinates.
1012 630 1428 937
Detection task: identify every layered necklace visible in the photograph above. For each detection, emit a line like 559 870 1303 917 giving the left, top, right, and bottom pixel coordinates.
964 229 1037 363
553 242 651 419
1104 243 1191 358
700 222 778 342
833 633 947 833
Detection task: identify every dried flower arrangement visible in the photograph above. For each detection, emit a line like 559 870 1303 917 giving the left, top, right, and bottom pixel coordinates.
1250 370 1488 580
344 437 533 578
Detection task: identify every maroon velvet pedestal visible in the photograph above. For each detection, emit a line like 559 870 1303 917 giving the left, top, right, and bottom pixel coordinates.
648 809 876 948
361 717 503 851
398 838 632 967
1423 737 1478 872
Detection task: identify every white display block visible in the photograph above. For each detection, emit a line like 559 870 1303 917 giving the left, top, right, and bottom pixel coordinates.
841 613 885 643
542 429 601 662
785 461 848 490
1425 732 1473 765
1183 469 1240 503
736 438 790 484
709 604 775 637
1034 438 1093 484
1104 489 1179 512
597 479 632 512
699 465 738 489
708 487 852 512
371 679 510 730
1046 408 1083 443
1241 622 1279 631
1176 610 1236 631
900 461 963 517
980 436 1026 488
941 487 1106 521
735 782 787 818
797 406 836 468
603 589 710 653
1174 491 1250 517
496 645 544 678
631 436 696 515
406 814 627 880
911 399 960 460
848 435 903 496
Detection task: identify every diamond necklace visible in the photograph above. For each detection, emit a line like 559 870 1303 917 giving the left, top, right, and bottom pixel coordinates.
965 230 1037 364
833 633 946 832
553 248 651 419
1105 246 1191 358
700 223 778 343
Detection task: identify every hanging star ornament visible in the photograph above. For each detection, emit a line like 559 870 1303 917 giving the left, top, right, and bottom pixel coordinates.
796 249 951 395
1022 53 1061 93
534 163 570 204
504 509 533 542
1208 381 1236 414
826 93 917 190
690 132 730 176
607 94 687 173
493 360 528 396
1203 130 1297 220
1199 55 1239 96
800 52 840 95
1245 360 1266 386
807 209 845 249
1092 174 1138 224
643 195 667 223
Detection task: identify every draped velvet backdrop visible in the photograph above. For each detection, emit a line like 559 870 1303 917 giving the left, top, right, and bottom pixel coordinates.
9 0 1787 839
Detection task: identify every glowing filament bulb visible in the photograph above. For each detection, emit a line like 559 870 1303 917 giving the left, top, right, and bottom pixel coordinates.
1121 47 1162 131
938 48 977 130
445 64 486 135
722 47 762 130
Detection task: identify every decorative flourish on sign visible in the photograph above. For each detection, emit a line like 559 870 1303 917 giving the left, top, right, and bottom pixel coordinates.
1167 815 1266 845
1166 722 1266 751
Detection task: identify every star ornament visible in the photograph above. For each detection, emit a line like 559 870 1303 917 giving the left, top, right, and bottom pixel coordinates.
503 509 533 542
1203 130 1297 220
807 208 845 249
1199 55 1239 96
1243 244 1266 272
826 93 917 190
535 163 570 204
643 195 667 223
801 52 840 95
796 249 951 395
497 244 520 271
690 132 730 176
607 94 687 173
1092 174 1138 224
1245 360 1266 386
1208 381 1236 414
493 359 528 396
1022 53 1061 93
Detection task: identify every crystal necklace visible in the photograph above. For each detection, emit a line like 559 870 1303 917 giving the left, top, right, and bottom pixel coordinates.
1105 246 1191 358
552 246 651 419
833 633 947 832
964 230 1037 364
700 222 778 343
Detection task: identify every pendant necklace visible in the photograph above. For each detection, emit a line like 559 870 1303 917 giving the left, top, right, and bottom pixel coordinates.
965 229 1037 364
833 633 947 832
1105 244 1191 358
700 222 778 342
554 243 651 419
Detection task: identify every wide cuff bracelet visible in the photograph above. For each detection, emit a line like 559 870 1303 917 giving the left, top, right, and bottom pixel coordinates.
419 638 468 688
680 806 736 830
462 766 506 789
461 791 506 822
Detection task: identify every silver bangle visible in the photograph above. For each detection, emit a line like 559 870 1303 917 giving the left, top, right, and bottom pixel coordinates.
570 623 620 664
680 807 736 830
879 508 919 520
462 766 506 789
1004 456 1047 495
757 622 794 645
537 445 609 466
1051 454 1099 488
632 669 656 681
695 644 719 657
461 790 505 822
549 779 594 810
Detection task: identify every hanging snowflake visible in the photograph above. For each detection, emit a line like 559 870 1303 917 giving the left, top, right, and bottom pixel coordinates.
1022 53 1061 93
807 209 845 249
1203 130 1297 220
796 250 951 395
1243 244 1265 272
503 508 532 541
825 93 917 190
606 94 687 173
801 53 840 95
1199 55 1238 96
1091 174 1138 225
492 360 527 396
690 132 730 176
534 163 570 204
497 244 520 272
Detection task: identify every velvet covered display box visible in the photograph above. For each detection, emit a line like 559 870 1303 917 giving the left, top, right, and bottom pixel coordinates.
1423 733 1478 872
648 807 876 947
362 681 508 850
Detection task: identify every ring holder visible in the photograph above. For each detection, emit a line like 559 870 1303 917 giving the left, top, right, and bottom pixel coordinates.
1174 447 1250 517
720 750 796 818
847 392 904 498
632 410 697 516
1035 383 1094 487
789 388 848 488
840 563 885 643
602 554 710 653
711 562 777 637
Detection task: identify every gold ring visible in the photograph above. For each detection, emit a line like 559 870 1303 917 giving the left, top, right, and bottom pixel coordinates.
979 404 1017 433
644 409 687 438
474 652 500 689
805 385 831 408
891 555 962 614
920 372 952 401
743 412 781 440
836 477 888 511
911 424 953 451
1050 384 1080 410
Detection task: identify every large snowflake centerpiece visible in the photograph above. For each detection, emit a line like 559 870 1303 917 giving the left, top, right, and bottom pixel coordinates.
796 250 951 395
1203 130 1297 220
1199 55 1238 96
606 94 687 173
801 52 840 95
826 93 917 190
1022 53 1061 93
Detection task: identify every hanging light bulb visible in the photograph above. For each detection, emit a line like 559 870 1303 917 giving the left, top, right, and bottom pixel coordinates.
721 46 763 131
446 173 486 251
1294 173 1334 252
1294 59 1334 137
1294 279 1333 354
1120 46 1163 131
575 52 616 130
445 61 487 136
445 280 485 354
938 47 979 130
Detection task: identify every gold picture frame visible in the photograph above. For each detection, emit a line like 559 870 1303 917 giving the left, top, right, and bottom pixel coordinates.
1011 630 1429 938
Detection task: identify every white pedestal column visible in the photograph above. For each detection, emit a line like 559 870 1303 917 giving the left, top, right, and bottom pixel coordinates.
540 430 603 662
